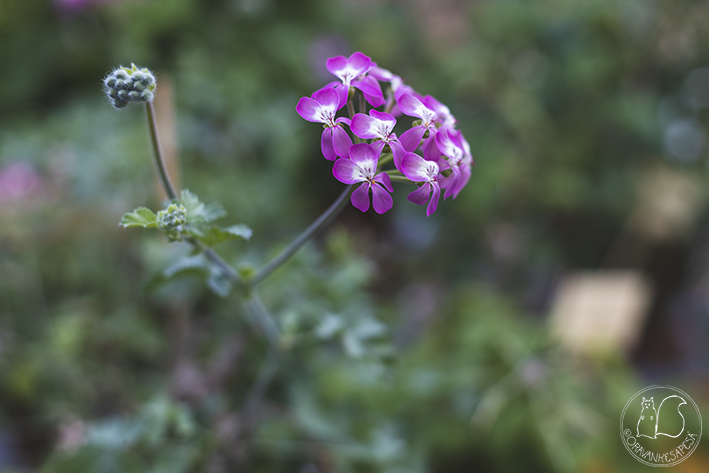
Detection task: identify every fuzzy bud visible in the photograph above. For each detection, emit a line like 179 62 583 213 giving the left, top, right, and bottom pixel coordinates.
103 63 157 109
157 203 187 241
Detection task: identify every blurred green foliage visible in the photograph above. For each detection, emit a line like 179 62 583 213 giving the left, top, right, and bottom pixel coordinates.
2 0 709 471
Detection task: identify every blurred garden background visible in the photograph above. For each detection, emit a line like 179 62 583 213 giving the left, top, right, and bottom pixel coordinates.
1 0 709 471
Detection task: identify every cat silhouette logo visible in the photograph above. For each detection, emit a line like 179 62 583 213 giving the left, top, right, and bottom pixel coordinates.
636 395 686 439
621 386 702 467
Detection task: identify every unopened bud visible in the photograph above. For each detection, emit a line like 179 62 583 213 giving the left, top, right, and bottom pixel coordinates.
103 63 157 109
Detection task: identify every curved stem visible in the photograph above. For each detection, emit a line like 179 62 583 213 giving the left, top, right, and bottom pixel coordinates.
145 102 178 200
145 102 242 287
250 185 354 286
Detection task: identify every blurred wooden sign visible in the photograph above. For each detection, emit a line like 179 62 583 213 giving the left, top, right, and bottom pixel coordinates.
549 271 652 354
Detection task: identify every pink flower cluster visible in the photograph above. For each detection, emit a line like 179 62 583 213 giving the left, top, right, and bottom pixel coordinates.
297 52 473 216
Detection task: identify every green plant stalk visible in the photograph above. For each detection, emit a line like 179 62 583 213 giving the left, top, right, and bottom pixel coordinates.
250 184 354 286
145 102 243 287
145 102 178 201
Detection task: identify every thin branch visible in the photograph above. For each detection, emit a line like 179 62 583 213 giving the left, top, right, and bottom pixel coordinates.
250 185 353 286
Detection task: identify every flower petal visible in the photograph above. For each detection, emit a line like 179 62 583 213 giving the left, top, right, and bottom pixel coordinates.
348 143 378 174
332 125 353 158
399 126 426 152
333 158 363 184
321 128 336 161
400 152 433 181
426 183 441 216
423 133 442 161
373 172 393 192
350 113 378 139
351 183 371 212
353 77 385 108
296 97 322 123
371 183 393 214
397 93 427 119
390 141 407 171
312 87 340 110
347 52 372 76
326 56 348 76
407 183 430 206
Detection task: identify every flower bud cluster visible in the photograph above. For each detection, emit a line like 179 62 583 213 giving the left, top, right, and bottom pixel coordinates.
157 203 187 241
103 64 156 109
296 52 473 217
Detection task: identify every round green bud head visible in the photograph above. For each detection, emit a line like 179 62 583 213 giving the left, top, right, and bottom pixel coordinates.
104 64 157 108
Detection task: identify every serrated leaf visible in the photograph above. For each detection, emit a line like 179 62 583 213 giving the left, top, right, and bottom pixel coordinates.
189 224 252 247
120 207 158 228
180 189 226 224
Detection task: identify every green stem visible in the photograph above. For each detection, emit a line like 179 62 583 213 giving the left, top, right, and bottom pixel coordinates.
377 153 393 171
244 290 280 348
389 175 411 183
145 102 242 287
250 185 354 286
145 102 178 201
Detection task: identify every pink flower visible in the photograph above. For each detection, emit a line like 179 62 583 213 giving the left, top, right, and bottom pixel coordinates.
396 94 440 158
400 152 441 216
296 86 353 160
0 162 45 206
326 52 385 109
332 143 394 214
435 127 473 200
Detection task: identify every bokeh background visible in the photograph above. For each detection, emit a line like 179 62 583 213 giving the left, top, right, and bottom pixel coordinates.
1 0 709 471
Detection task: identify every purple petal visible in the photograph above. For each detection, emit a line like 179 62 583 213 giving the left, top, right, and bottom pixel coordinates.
370 140 387 158
351 183 371 212
332 125 353 158
399 126 426 152
397 93 426 119
427 183 441 216
400 153 431 181
450 164 471 199
312 87 340 109
347 52 372 76
368 66 395 81
348 143 378 171
423 133 442 161
373 172 393 192
442 167 460 200
326 56 348 76
407 183 430 206
333 158 363 184
296 97 322 123
369 109 395 123
321 128 336 161
353 77 385 108
390 141 406 171
371 183 393 214
335 84 349 109
351 113 377 139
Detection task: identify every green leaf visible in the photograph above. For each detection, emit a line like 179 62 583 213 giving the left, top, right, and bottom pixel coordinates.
189 224 252 247
120 207 158 228
180 189 226 224
144 255 209 292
